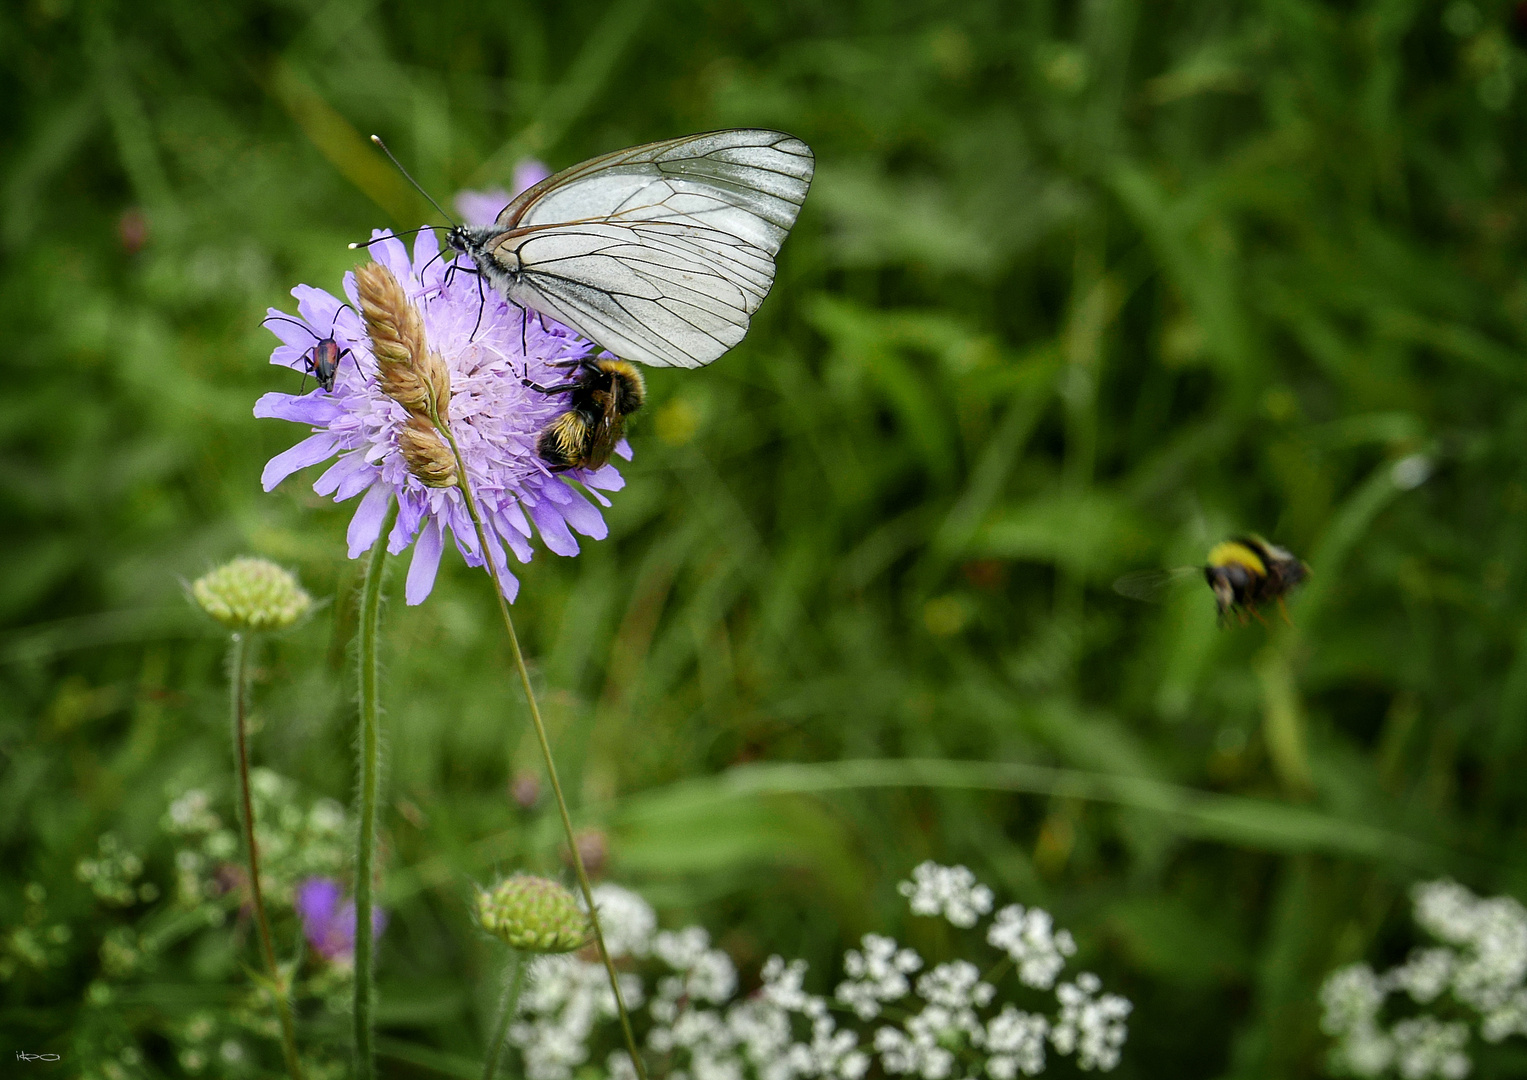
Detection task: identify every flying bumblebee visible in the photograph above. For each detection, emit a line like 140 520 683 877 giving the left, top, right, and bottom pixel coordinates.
1113 535 1310 624
522 356 646 471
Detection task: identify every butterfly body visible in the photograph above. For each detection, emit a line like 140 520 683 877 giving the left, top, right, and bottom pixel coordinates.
525 357 646 471
444 129 814 370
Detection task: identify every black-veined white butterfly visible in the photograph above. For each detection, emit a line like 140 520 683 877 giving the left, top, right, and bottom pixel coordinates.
442 128 815 370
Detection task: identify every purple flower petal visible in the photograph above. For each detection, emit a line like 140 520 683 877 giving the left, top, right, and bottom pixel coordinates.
264 308 318 351
512 160 552 195
253 391 344 425
294 285 345 334
314 452 373 498
582 464 626 492
261 432 339 492
372 231 412 285
455 188 511 228
491 509 535 563
560 491 609 539
485 538 520 602
295 876 385 963
405 516 445 605
528 499 579 557
499 499 532 538
295 877 342 922
348 483 394 557
411 228 441 275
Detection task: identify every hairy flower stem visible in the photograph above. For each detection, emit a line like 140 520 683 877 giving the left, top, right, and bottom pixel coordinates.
434 406 649 1080
482 950 527 1080
353 498 398 1080
230 632 307 1080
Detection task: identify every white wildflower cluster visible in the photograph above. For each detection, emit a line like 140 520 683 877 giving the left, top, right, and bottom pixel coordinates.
1051 973 1132 1071
162 771 348 909
508 864 1129 1079
898 862 995 928
1321 879 1527 1078
76 833 155 907
987 905 1076 990
511 884 653 1080
837 934 922 1019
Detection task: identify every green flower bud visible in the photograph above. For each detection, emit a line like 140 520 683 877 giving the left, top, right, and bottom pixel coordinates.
192 558 312 632
475 875 591 954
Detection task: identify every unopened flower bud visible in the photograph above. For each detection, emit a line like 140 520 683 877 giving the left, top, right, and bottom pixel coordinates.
192 558 312 631
510 772 540 810
398 415 458 488
475 875 591 953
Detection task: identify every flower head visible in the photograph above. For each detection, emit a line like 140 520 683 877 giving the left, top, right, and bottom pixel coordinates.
191 557 312 631
256 230 627 604
476 875 591 954
294 876 386 963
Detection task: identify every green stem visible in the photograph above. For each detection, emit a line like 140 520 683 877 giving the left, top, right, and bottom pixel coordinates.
230 632 306 1080
436 417 648 1080
482 950 527 1080
353 499 398 1080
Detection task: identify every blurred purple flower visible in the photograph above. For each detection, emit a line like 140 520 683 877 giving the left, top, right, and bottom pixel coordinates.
255 228 627 604
295 877 386 963
453 160 552 226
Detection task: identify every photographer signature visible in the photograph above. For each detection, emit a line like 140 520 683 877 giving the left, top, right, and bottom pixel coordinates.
15 1052 61 1062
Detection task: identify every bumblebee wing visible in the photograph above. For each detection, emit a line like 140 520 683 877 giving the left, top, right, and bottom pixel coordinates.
500 221 774 369
1112 567 1198 603
497 129 814 257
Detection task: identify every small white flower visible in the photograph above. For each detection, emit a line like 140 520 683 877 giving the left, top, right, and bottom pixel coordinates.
1338 1023 1398 1078
1391 1016 1471 1080
874 1024 955 1079
987 905 1077 990
1322 964 1387 1035
917 961 995 1011
1479 987 1527 1042
837 934 923 1019
899 862 995 928
1051 973 1131 1071
985 1006 1049 1078
586 883 656 959
1388 949 1456 1005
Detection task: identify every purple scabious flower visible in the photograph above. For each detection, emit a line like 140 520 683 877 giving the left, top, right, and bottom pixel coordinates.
255 229 627 604
295 877 386 964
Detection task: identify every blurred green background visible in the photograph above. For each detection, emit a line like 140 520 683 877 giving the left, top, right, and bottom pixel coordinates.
6 0 1527 1076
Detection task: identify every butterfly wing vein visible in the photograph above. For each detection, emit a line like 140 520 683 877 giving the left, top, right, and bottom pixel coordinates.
486 129 813 368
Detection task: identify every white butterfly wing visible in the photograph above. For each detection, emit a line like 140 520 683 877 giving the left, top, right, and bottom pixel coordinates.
488 129 814 368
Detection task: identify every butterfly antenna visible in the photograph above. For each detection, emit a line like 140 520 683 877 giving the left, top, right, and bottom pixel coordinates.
347 225 443 251
369 135 457 225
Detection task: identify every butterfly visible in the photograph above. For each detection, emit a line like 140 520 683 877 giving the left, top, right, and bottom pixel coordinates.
441 129 815 369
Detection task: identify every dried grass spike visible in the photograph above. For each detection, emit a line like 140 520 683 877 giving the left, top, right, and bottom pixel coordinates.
355 261 429 413
397 415 458 487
